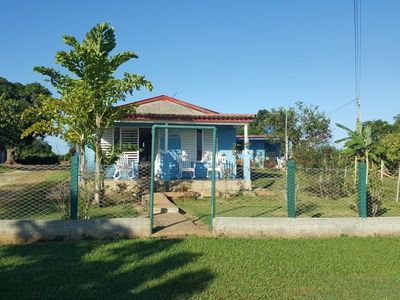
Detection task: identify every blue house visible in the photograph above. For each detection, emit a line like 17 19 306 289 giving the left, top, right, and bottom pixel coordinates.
87 95 255 182
236 135 282 168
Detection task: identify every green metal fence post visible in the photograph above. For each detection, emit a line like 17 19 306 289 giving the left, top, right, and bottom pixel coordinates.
150 126 156 232
210 127 217 228
287 160 296 218
70 154 79 219
358 162 367 218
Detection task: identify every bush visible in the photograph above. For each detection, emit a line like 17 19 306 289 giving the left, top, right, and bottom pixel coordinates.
367 176 385 217
16 139 59 164
301 169 355 199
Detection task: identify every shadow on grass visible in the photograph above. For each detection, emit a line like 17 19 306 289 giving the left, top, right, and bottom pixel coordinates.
250 206 284 217
0 220 215 299
296 202 319 217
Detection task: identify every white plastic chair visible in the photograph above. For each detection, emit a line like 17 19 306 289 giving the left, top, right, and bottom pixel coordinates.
205 152 226 179
177 152 196 179
113 155 135 179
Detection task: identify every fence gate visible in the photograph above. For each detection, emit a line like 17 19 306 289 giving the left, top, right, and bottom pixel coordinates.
149 125 217 233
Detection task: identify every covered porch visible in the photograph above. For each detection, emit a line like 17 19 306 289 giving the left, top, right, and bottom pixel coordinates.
100 123 252 183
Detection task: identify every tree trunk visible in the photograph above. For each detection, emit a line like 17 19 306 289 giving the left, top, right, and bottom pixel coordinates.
93 137 103 205
79 142 86 185
354 156 357 185
4 148 16 165
366 152 369 185
396 164 400 203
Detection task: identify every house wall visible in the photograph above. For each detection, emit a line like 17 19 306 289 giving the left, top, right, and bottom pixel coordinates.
237 139 281 163
0 151 6 164
159 125 237 180
265 142 281 158
85 124 240 180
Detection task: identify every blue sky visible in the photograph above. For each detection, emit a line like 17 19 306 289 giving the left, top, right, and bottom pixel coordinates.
1 0 400 154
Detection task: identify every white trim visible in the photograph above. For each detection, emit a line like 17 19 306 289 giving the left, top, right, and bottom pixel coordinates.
164 127 168 151
244 124 249 154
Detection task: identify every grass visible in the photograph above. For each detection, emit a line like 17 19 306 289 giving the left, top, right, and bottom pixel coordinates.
175 196 287 227
173 168 400 223
0 168 143 220
0 169 70 220
1 236 400 299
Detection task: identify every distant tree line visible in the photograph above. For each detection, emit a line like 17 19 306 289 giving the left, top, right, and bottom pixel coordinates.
0 77 59 164
248 103 400 172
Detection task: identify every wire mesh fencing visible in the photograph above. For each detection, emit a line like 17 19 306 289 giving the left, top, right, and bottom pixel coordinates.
296 167 358 217
366 167 400 217
215 165 287 218
77 163 150 219
0 164 70 220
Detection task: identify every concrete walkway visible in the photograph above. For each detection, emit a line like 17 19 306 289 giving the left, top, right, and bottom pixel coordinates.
153 212 210 237
150 193 210 237
153 193 180 213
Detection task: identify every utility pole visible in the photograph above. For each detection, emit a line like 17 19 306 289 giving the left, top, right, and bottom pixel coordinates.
356 96 361 126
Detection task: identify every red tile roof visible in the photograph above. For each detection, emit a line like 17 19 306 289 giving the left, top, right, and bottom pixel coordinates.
123 113 254 124
120 95 255 124
120 95 219 114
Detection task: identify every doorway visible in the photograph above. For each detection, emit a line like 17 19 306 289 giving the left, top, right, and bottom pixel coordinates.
139 128 152 162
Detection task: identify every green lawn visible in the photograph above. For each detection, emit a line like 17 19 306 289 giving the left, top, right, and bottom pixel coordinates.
1 237 400 299
173 166 400 222
0 169 70 220
0 168 143 220
175 196 288 227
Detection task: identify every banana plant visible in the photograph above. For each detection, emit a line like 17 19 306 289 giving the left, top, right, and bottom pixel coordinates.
335 122 378 184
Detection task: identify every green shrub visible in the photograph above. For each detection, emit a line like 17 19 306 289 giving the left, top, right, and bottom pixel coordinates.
301 169 355 199
367 175 385 217
17 139 59 164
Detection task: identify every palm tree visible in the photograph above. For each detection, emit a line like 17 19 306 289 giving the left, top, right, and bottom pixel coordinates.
335 122 377 184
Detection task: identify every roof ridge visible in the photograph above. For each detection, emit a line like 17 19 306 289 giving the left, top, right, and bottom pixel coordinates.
119 95 220 114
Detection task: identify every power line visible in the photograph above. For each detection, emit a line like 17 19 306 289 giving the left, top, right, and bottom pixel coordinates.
354 0 362 123
327 98 357 116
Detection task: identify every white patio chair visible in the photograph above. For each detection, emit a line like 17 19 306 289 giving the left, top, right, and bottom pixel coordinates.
276 156 286 169
177 152 196 179
205 152 226 179
113 155 135 180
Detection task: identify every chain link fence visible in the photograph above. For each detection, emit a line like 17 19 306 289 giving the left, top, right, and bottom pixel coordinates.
296 167 358 217
367 167 400 217
215 166 287 218
0 164 70 220
78 163 150 219
1 157 399 223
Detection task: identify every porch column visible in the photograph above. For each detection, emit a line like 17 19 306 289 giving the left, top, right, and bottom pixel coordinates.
163 125 169 181
243 124 251 184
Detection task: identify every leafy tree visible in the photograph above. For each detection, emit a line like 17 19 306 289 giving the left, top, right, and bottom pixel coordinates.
23 81 96 175
0 96 29 164
249 102 331 165
363 119 394 143
0 77 51 164
28 22 152 204
249 107 298 145
335 122 378 183
17 138 59 164
381 132 400 164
